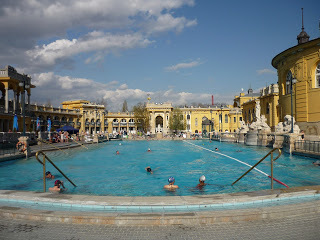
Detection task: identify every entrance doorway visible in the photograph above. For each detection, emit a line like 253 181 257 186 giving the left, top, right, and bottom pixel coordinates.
155 116 163 133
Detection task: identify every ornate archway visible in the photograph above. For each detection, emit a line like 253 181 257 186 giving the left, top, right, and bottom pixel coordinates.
155 116 163 133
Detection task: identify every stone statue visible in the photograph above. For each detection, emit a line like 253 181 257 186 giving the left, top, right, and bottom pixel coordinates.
239 120 249 133
248 114 271 133
255 100 261 122
275 115 300 134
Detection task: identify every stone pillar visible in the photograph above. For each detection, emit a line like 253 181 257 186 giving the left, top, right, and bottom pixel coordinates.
273 134 284 149
186 132 191 139
245 130 258 146
283 133 299 153
18 136 31 158
93 134 99 143
5 87 9 113
238 133 246 143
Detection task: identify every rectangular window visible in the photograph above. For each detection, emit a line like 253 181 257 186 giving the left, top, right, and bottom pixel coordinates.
234 117 236 123
240 117 242 121
225 114 228 123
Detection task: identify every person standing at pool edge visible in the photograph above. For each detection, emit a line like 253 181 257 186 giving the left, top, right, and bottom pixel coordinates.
164 177 179 190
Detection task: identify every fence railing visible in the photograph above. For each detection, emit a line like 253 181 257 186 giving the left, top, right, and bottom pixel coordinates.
295 140 320 154
0 143 18 156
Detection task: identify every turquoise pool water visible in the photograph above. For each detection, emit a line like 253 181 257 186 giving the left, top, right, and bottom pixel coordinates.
0 140 319 196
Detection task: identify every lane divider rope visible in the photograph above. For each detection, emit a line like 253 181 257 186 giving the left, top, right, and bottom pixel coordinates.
183 140 289 188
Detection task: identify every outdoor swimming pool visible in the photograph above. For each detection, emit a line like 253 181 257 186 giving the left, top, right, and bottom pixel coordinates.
0 140 319 196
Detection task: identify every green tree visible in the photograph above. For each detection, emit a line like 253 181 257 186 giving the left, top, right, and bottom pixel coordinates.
132 102 150 133
122 100 128 112
169 108 186 134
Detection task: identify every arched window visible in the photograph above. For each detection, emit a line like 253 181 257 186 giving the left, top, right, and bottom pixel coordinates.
316 63 320 88
187 114 190 120
286 70 293 94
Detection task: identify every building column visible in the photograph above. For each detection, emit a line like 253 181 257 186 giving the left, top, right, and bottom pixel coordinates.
16 92 20 114
13 90 17 113
163 111 167 134
4 87 9 113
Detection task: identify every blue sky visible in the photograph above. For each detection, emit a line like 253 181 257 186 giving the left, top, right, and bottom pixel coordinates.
1 0 319 111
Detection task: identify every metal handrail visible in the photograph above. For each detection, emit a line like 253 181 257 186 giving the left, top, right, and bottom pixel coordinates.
71 138 89 149
37 139 68 154
232 148 282 189
35 151 77 192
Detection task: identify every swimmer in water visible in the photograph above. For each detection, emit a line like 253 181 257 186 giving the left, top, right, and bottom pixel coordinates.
215 147 219 151
147 148 151 152
164 177 179 190
49 180 65 193
116 150 120 155
196 175 207 190
45 171 55 179
145 166 153 174
313 160 320 166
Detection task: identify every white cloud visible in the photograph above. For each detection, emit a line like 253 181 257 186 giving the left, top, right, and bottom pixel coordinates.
26 32 153 68
0 0 196 70
31 72 230 111
257 69 276 75
144 13 197 34
165 60 201 72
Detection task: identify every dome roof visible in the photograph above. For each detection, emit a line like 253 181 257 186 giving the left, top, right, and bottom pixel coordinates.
297 29 310 45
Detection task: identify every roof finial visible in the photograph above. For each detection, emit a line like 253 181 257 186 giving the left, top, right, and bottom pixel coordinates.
297 7 310 45
301 8 304 31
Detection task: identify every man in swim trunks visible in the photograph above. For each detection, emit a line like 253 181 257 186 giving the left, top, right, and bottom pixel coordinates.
49 180 65 193
116 150 120 155
215 147 219 151
196 175 206 189
164 177 179 190
45 171 55 179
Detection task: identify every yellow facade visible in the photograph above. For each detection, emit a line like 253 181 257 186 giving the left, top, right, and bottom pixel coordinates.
259 84 280 131
0 65 35 132
61 100 106 134
272 38 320 134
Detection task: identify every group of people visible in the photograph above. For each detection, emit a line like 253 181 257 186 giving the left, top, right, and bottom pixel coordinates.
163 175 207 190
142 147 207 191
49 131 70 143
45 171 65 193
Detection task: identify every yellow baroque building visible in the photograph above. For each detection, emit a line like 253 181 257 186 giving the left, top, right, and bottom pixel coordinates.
146 102 242 135
238 85 280 131
272 35 320 134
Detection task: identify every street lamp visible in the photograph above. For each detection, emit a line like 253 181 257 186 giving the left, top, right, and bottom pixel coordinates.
220 105 223 133
19 81 30 136
287 75 297 133
210 110 212 133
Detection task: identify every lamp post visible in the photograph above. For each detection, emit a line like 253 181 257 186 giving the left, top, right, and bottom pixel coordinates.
210 110 212 133
19 81 30 136
287 76 297 133
220 105 223 133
